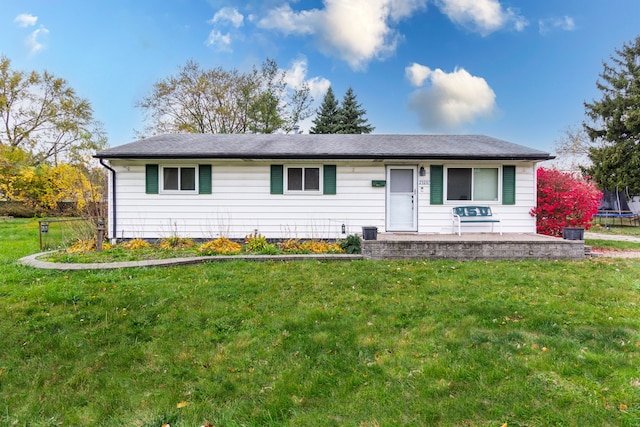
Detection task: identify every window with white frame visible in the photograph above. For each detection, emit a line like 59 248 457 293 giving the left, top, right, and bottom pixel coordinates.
446 167 499 201
286 166 321 192
162 166 197 192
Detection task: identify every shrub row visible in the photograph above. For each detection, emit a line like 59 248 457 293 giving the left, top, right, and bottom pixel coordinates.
67 233 361 255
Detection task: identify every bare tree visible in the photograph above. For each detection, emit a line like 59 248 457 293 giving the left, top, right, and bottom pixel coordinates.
0 56 105 165
137 58 313 136
550 125 597 172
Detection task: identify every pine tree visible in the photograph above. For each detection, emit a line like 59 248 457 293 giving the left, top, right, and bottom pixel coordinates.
310 87 340 134
583 37 640 194
336 87 374 134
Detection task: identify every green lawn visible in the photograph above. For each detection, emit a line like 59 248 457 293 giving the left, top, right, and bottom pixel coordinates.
590 222 640 237
1 219 640 426
587 239 640 251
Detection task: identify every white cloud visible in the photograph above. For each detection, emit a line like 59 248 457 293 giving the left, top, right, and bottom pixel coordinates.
258 0 427 70
210 7 244 28
388 0 429 21
539 16 576 34
14 14 48 54
406 65 496 130
14 13 38 28
434 0 527 36
205 7 245 51
26 26 49 54
405 63 432 87
206 30 232 52
258 3 317 35
283 58 331 99
278 58 332 133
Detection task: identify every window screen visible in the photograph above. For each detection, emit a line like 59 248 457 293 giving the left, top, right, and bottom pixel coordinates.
447 168 472 201
180 168 196 191
304 168 320 191
287 168 303 191
163 167 196 192
473 168 498 201
163 167 179 191
447 167 498 201
287 167 320 192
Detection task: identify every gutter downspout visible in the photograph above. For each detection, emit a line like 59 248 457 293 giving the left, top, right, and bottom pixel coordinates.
99 159 116 241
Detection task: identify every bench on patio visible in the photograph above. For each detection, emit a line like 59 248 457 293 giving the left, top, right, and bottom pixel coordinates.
452 206 502 236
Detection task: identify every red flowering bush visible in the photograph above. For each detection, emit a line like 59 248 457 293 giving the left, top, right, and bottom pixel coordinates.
530 167 602 237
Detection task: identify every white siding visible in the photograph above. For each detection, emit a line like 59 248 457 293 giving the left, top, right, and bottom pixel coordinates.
105 159 539 240
416 162 537 234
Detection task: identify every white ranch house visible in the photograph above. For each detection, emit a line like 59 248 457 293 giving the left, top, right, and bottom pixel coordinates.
94 134 553 241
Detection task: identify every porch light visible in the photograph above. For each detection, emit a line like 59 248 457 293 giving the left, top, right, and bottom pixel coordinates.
419 166 426 177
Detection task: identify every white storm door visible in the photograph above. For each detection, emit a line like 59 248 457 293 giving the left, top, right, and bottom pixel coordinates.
387 166 417 231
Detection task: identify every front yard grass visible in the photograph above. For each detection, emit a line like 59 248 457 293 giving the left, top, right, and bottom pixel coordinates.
586 239 640 251
1 219 639 426
590 222 640 237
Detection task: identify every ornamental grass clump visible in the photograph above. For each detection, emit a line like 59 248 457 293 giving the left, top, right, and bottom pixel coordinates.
158 236 195 250
278 238 305 253
199 237 242 255
244 231 278 254
301 240 344 254
121 238 151 250
66 239 111 253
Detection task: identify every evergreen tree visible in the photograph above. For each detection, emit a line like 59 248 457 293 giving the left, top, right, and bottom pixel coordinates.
336 87 374 134
583 36 640 194
310 87 340 134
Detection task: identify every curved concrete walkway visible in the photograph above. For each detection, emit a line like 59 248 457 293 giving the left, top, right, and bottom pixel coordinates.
18 252 363 271
584 231 640 243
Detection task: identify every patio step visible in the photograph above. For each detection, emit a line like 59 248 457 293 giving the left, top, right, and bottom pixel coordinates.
584 245 600 257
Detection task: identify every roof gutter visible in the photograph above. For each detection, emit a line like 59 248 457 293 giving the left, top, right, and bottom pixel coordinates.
95 154 555 162
99 158 116 241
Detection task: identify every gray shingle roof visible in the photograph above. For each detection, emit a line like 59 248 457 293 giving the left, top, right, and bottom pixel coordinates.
94 134 553 161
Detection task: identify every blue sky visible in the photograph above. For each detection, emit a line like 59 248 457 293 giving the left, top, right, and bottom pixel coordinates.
1 1 639 153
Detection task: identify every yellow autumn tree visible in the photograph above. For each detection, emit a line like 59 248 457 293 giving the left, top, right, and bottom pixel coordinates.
40 164 88 210
4 161 106 215
0 145 34 201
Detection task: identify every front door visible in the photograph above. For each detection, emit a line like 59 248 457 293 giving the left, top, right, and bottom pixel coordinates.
386 166 417 231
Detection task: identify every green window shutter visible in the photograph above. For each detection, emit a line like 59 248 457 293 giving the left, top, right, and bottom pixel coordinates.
270 165 284 194
502 165 516 205
323 165 336 195
199 164 212 194
430 165 443 205
145 164 159 194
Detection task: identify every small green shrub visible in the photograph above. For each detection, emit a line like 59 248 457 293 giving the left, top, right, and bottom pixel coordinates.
339 234 361 254
244 231 270 253
257 243 280 255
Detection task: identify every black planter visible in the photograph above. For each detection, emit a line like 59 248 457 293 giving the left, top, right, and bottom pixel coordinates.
562 227 584 240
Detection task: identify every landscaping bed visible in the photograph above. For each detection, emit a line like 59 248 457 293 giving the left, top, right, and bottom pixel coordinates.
43 234 361 264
